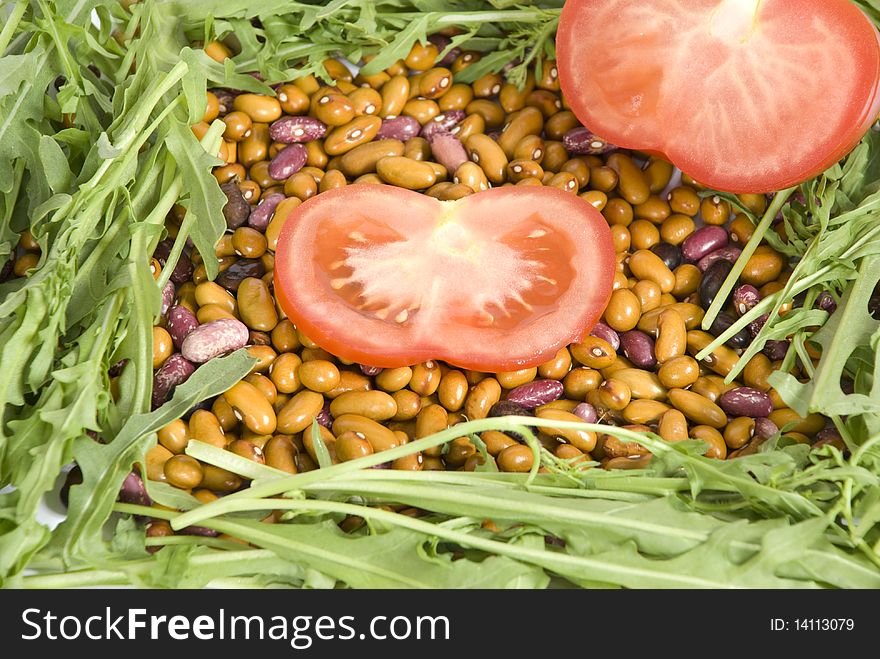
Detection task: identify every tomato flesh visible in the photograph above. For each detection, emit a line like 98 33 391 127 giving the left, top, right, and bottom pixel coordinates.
557 0 880 193
274 185 615 371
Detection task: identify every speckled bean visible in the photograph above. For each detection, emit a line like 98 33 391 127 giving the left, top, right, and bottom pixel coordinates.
505 379 564 409
160 281 175 317
216 258 266 292
563 127 616 155
429 132 468 174
620 330 656 369
269 116 327 143
118 471 152 506
376 116 421 141
154 241 194 285
359 364 384 376
754 417 779 439
733 284 761 316
268 143 307 180
420 110 466 140
572 402 598 423
181 318 249 363
589 321 620 351
488 400 535 418
167 305 199 349
247 193 285 232
682 226 728 262
719 387 773 418
152 353 195 409
316 401 334 428
697 246 742 272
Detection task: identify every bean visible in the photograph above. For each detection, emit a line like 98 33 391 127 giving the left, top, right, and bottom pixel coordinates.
668 388 727 428
607 153 650 205
428 133 469 174
596 378 631 411
646 244 680 273
439 83 475 112
330 390 397 421
270 116 327 143
233 94 282 122
152 326 173 369
733 284 762 316
465 99 505 129
464 377 502 420
505 379 564 409
333 414 399 452
657 355 700 389
697 246 742 273
264 435 298 474
237 277 278 331
216 258 265 292
629 249 675 293
153 241 194 285
699 259 734 309
572 402 598 423
297 359 341 393
657 409 688 442
379 75 410 118
232 227 267 259
690 425 727 459
277 390 324 434
157 418 189 454
630 220 660 251
601 432 650 459
496 368 537 390
336 431 375 461
682 226 728 262
181 318 249 363
325 370 372 399
420 110 466 140
754 417 779 439
687 330 740 377
497 107 544 158
268 143 307 181
488 400 535 419
220 181 251 229
667 186 701 216
376 156 437 189
619 331 656 369
416 404 448 438
536 409 597 452
165 455 203 489
724 416 756 449
638 303 704 333
654 309 686 363
603 288 641 332
497 444 534 472
465 133 507 184
571 336 617 369
563 127 615 155
708 311 751 350
375 116 421 141
166 305 199 349
324 116 382 155
768 408 826 436
245 193 284 233
151 354 195 409
741 245 785 287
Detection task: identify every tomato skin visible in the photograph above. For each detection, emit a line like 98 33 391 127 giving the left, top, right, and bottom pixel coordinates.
557 0 880 193
274 185 615 371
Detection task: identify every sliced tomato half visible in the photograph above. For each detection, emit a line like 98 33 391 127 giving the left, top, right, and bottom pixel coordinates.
557 0 880 193
274 185 615 371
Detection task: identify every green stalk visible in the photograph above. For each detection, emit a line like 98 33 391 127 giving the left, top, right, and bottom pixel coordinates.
0 0 28 56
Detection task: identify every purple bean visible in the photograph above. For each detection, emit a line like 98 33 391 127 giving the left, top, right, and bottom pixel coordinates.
167 305 199 349
563 127 617 155
152 353 195 409
572 402 598 424
216 258 266 292
754 417 779 439
220 180 251 230
0 258 12 283
816 291 837 314
748 313 769 338
429 133 468 175
649 242 681 271
733 284 761 316
248 192 286 231
763 340 790 361
213 89 236 115
428 34 458 67
153 239 194 285
697 246 742 272
108 359 128 377
160 281 176 317
718 387 773 418
619 330 656 369
682 226 728 262
359 364 384 376
506 380 564 409
709 311 751 350
270 116 327 143
118 471 152 507
375 116 421 141
488 400 535 418
699 259 733 309
316 402 334 429
590 322 620 351
178 525 221 538
420 110 466 140
181 318 249 363
268 143 307 181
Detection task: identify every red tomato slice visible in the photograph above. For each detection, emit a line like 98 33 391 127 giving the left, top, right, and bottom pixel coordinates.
274 185 615 371
557 0 880 193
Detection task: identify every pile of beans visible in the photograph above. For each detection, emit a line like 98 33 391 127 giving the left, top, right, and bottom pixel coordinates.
7 37 849 516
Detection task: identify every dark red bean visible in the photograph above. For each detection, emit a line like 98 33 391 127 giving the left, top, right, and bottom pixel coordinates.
699 259 733 309
590 321 620 351
563 127 616 155
215 258 266 292
428 34 458 67
762 340 789 361
748 313 769 338
718 387 773 418
697 246 742 272
733 284 761 316
816 291 836 313
316 402 334 429
709 311 751 350
429 132 468 174
682 226 728 262
268 143 307 181
649 242 681 271
269 116 327 143
213 89 236 115
420 110 465 140
118 471 152 507
572 402 598 423
620 330 656 369
376 116 421 141
248 192 286 231
178 525 221 537
167 304 199 349
152 353 195 409
220 180 251 230
181 318 249 363
60 466 83 508
108 359 128 377
815 427 842 444
488 400 535 418
506 379 565 409
359 364 384 376
154 240 194 285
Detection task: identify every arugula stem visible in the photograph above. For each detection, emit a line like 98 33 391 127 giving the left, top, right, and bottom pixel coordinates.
0 0 28 56
701 186 795 331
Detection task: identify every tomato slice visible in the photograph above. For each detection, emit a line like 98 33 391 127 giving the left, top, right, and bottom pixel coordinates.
557 0 880 193
274 185 615 371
